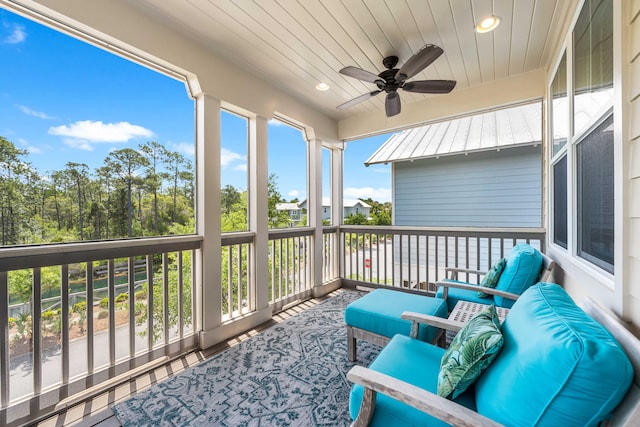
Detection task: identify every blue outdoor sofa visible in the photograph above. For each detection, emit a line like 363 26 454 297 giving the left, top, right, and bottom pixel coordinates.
347 283 639 426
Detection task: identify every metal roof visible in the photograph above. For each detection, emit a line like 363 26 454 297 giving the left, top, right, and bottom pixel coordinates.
365 102 542 165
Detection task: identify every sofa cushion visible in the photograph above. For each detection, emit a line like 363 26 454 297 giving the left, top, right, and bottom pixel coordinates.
344 289 448 342
350 334 476 427
494 243 543 308
436 282 494 311
478 258 506 297
475 283 633 427
438 305 503 399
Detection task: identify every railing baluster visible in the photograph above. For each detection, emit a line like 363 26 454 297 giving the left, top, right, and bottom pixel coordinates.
227 245 233 317
177 252 184 337
108 260 115 366
33 267 42 396
1 271 9 407
237 245 243 314
128 257 135 357
87 261 94 374
61 264 70 393
162 252 169 345
146 255 154 351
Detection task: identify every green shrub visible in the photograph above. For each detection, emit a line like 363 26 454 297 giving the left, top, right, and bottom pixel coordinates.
98 310 109 319
99 297 109 309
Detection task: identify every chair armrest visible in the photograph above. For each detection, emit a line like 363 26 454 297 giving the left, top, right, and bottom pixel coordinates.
401 311 462 338
347 365 504 427
435 280 520 301
445 267 486 275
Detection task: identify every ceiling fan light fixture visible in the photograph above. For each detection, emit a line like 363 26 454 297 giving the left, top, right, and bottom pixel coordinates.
315 82 330 91
476 16 501 33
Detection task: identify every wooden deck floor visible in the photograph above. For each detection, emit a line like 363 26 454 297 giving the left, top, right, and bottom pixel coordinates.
35 296 328 426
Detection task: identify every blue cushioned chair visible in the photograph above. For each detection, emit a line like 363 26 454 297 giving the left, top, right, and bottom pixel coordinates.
348 283 639 427
436 243 555 310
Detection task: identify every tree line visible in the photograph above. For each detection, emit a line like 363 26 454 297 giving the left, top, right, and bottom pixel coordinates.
0 136 194 246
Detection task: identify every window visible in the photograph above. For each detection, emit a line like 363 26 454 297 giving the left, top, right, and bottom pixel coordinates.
573 0 613 271
551 52 568 248
553 156 568 249
577 114 614 272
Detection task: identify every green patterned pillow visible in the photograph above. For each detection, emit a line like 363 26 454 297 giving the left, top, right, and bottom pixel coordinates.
437 305 504 399
478 258 507 298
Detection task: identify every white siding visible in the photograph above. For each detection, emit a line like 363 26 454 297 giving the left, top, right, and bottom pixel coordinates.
394 145 542 227
627 0 640 325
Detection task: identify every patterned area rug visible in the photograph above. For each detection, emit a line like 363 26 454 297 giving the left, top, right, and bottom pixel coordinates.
112 290 380 426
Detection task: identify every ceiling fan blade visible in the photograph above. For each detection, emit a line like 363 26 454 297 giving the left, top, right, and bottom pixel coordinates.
395 44 444 83
385 91 401 117
402 79 457 94
337 90 382 110
339 66 383 84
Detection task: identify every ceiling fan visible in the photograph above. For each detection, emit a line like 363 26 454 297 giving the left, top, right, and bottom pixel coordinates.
337 44 456 117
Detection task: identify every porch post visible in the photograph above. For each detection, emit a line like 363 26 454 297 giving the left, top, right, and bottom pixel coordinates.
250 115 270 310
308 138 325 296
196 93 222 347
332 145 344 280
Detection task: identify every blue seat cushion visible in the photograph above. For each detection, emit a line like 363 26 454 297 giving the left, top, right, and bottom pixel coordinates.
475 283 633 427
350 334 477 426
494 243 543 308
436 281 495 311
345 289 448 343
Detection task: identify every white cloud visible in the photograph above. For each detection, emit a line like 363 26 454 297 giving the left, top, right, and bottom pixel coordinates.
233 164 247 172
344 186 391 203
3 23 26 44
221 147 246 167
16 104 55 120
17 137 42 154
170 141 195 156
288 189 300 198
49 120 153 144
63 138 94 151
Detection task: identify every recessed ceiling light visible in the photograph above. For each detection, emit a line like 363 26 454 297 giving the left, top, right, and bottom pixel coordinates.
476 16 501 33
315 82 330 91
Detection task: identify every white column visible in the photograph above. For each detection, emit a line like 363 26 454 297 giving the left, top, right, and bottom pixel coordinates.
308 138 324 295
332 145 344 280
250 115 270 310
195 94 222 346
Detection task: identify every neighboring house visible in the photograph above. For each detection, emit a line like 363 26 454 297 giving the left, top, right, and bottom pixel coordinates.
366 102 542 228
289 198 372 223
275 202 304 226
366 102 543 286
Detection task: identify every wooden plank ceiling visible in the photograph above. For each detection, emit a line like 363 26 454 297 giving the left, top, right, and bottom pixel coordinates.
127 0 574 121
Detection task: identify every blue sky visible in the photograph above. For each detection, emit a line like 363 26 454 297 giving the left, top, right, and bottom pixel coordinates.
0 8 392 202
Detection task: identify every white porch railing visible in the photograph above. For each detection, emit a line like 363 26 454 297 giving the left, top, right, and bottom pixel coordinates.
339 225 546 293
1 225 547 425
0 235 201 426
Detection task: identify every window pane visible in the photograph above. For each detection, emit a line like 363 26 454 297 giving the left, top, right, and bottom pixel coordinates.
553 155 568 248
220 110 248 232
551 53 568 157
573 0 613 136
577 114 614 272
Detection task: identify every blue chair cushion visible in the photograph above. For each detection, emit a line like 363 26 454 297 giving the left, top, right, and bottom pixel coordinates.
436 281 494 311
350 334 477 426
475 283 633 427
494 243 543 308
344 289 448 343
